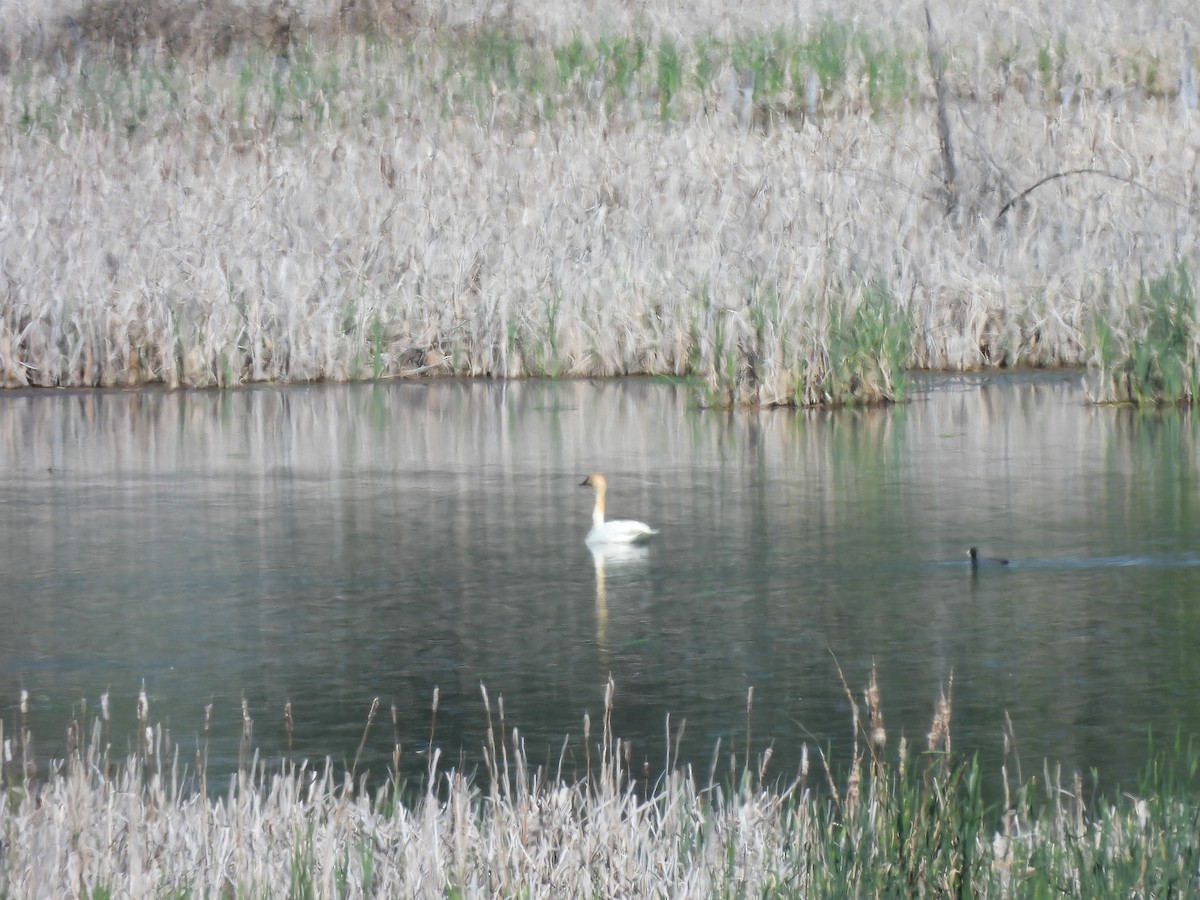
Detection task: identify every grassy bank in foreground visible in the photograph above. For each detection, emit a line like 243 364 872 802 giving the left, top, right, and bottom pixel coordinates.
3 676 1198 897
1 4 1198 404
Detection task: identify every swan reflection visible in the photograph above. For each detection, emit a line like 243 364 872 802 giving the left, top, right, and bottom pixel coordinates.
589 543 650 663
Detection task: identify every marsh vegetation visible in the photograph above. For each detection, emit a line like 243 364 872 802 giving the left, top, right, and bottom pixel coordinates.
0 0 1197 404
3 674 1199 896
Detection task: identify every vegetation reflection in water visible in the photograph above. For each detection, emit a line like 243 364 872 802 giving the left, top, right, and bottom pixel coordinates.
1 374 1200 893
1 374 1199 797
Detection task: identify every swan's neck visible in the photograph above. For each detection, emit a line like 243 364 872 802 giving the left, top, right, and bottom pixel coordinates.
591 484 606 528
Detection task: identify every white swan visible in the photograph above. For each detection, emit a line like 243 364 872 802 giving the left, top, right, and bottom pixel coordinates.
580 473 657 545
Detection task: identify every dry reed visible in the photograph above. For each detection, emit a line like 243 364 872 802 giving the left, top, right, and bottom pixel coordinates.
0 1 1197 405
3 675 1197 897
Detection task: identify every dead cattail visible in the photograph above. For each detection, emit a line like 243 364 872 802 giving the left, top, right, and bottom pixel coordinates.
583 711 592 780
240 697 253 764
865 663 887 774
429 686 440 753
136 682 148 725
758 746 773 783
927 673 954 755
352 697 380 780
284 700 294 754
745 686 754 765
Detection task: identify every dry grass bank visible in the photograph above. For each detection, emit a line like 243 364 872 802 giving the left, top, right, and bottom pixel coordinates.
0 1 1198 403
3 675 1199 897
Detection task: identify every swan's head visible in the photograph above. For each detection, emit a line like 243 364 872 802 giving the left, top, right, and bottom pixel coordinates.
580 473 607 491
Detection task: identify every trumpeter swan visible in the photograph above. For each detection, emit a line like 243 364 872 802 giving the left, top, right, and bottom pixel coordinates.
580 473 657 545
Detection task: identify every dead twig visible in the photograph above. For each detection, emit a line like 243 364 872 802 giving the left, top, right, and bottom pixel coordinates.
924 2 958 217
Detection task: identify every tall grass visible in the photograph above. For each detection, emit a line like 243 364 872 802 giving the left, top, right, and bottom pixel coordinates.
1091 264 1200 405
0 3 1197 405
3 673 1199 896
692 274 911 408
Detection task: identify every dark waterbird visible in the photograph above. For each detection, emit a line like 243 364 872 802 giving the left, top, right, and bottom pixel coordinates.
968 547 1009 570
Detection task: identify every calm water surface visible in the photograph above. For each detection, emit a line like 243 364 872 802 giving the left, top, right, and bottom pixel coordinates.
1 374 1198 789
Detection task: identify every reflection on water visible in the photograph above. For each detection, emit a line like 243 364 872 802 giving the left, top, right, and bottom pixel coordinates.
589 544 651 665
1 375 1199 789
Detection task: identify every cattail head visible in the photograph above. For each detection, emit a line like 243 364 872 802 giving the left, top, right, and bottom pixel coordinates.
759 746 773 781
866 663 886 751
871 725 887 751
927 679 953 754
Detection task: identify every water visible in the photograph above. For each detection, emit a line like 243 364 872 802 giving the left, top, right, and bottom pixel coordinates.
1 374 1198 790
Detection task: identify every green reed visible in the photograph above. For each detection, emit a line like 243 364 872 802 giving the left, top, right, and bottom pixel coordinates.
691 275 911 408
822 275 911 406
1093 264 1198 405
656 37 681 120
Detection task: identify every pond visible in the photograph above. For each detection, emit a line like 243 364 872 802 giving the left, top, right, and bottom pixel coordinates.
1 374 1198 791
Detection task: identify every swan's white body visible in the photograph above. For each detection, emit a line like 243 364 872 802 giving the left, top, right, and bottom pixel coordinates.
581 473 657 545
